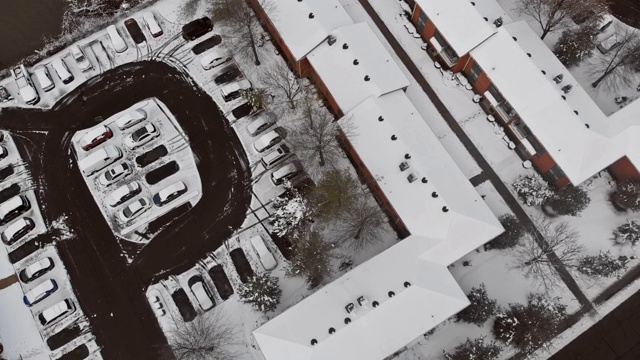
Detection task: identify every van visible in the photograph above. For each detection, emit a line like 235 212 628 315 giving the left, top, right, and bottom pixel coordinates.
106 25 128 53
78 145 122 176
200 49 231 70
250 235 277 271
261 144 290 169
50 58 74 84
271 161 304 185
38 299 75 326
34 66 54 92
220 79 251 102
0 196 30 225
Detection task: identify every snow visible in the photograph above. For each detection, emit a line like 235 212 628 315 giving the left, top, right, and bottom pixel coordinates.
0 283 49 359
261 0 354 61
306 22 409 114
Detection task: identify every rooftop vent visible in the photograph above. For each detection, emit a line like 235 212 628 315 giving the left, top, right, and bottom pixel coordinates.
471 1 475 5
562 84 573 94
483 17 488 21
527 53 532 57
327 35 336 46
311 339 318 346
391 134 397 141
388 291 396 298
541 70 546 75
404 153 411 159
343 43 349 49
364 75 371 81
512 36 517 41
442 206 449 212
432 191 438 198
399 161 410 171
494 17 503 27
345 302 355 313
553 74 564 84
344 317 352 324
329 327 336 334
404 281 412 288
357 296 368 306
561 95 567 100
372 301 379 307
378 116 384 122
353 59 359 65
407 173 418 183
585 124 590 128
309 13 315 19
421 177 428 183
574 110 579 115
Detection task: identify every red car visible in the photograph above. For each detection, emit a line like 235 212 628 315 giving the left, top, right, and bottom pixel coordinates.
79 125 113 151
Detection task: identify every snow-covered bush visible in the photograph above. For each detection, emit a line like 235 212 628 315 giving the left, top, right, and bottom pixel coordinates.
457 284 500 327
611 179 640 211
493 293 567 354
491 214 525 249
543 185 591 216
613 220 640 246
240 88 266 112
239 273 282 313
512 174 554 206
271 186 309 236
553 23 599 67
577 251 629 277
443 337 502 360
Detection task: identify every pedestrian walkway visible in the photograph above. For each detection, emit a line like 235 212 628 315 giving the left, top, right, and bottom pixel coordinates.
0 274 17 290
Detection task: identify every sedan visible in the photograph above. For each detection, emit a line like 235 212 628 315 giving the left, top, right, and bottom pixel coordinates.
153 181 187 206
107 182 141 207
119 197 150 223
70 45 92 72
79 125 113 151
98 162 132 186
23 279 58 307
124 123 159 149
19 257 54 284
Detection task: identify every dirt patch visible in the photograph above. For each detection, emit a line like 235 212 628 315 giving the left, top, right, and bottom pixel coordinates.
0 274 18 290
57 344 89 360
229 248 254 283
145 160 179 185
47 325 83 351
208 265 234 300
0 183 21 203
0 165 14 182
171 288 197 322
135 145 168 168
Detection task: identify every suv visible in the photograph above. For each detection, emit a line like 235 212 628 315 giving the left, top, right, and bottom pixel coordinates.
38 299 75 326
261 144 290 169
182 17 213 41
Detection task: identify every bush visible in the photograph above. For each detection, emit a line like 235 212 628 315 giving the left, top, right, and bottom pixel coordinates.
271 186 309 236
457 284 499 326
612 179 640 211
513 174 554 206
493 293 567 354
578 251 629 277
553 24 599 67
614 220 640 246
444 337 502 360
491 214 525 249
239 273 282 313
543 185 591 216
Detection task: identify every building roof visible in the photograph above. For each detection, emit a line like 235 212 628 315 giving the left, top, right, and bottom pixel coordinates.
414 0 496 56
262 0 353 61
306 22 410 114
253 91 503 360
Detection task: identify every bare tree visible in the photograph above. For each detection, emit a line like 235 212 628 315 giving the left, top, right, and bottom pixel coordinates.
259 62 303 109
333 197 386 251
516 0 609 40
590 25 640 89
512 218 584 289
165 311 237 360
210 0 273 66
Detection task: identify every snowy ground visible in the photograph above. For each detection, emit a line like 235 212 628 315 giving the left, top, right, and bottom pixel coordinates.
70 97 201 244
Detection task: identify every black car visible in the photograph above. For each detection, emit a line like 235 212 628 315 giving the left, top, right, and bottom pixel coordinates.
182 17 213 41
192 35 222 55
214 65 242 85
125 18 146 45
231 103 256 120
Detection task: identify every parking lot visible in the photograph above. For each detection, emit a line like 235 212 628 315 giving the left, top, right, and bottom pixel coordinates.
71 98 202 243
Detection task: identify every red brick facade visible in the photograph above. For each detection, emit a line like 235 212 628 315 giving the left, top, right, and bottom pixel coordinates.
610 157 640 181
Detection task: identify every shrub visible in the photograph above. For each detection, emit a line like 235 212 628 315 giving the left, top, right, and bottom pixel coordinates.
491 214 525 249
271 186 309 236
513 174 554 206
443 337 502 360
543 185 591 216
457 284 500 326
553 24 599 67
578 251 629 277
239 273 282 313
612 179 640 211
493 293 567 354
614 220 640 246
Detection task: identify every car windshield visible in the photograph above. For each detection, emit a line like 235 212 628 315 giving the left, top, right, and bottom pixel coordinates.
123 207 135 218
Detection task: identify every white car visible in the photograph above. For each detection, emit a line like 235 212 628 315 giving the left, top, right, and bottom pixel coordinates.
124 123 159 149
246 111 276 136
119 197 150 223
38 299 75 326
200 49 231 70
1 217 35 245
142 12 163 37
107 182 141 207
253 130 282 153
70 45 92 72
98 162 132 186
153 181 187 206
107 25 128 53
50 58 74 84
34 66 55 92
19 257 54 283
115 109 147 130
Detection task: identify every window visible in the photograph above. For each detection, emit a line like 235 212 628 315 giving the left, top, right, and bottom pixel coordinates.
526 134 547 157
487 85 505 104
416 11 428 33
468 62 483 82
544 164 566 183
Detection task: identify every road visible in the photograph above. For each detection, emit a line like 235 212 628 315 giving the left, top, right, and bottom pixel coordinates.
0 60 251 359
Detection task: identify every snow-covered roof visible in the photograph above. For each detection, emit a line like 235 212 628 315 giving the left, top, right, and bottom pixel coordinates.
414 0 496 56
253 91 503 360
470 23 626 184
306 22 410 114
261 0 353 61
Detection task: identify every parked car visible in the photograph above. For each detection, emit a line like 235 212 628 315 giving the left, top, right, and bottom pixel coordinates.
70 45 92 72
119 197 150 223
189 277 215 311
11 65 39 105
261 144 290 169
19 257 54 283
250 235 278 271
246 111 276 136
226 102 259 122
107 182 141 207
142 12 163 37
153 181 187 206
124 123 159 149
115 109 147 130
38 299 75 326
34 66 55 92
192 35 222 55
1 217 35 245
50 58 74 84
106 25 128 53
99 162 132 186
23 279 58 307
220 79 251 102
0 145 8 161
182 17 213 41
78 145 122 176
200 49 231 70
125 18 146 45
0 195 31 225
0 86 13 102
253 130 282 153
79 125 113 151
271 160 304 185
214 65 242 85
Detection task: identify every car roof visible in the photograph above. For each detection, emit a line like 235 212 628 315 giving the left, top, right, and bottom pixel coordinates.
273 161 302 178
201 48 228 61
42 299 70 319
158 181 186 198
4 218 30 238
25 257 52 276
26 279 55 300
255 130 279 147
109 182 137 201
81 125 109 141
0 196 24 216
115 109 146 126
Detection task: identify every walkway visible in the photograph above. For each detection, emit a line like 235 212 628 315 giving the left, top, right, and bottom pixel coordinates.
355 0 591 310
